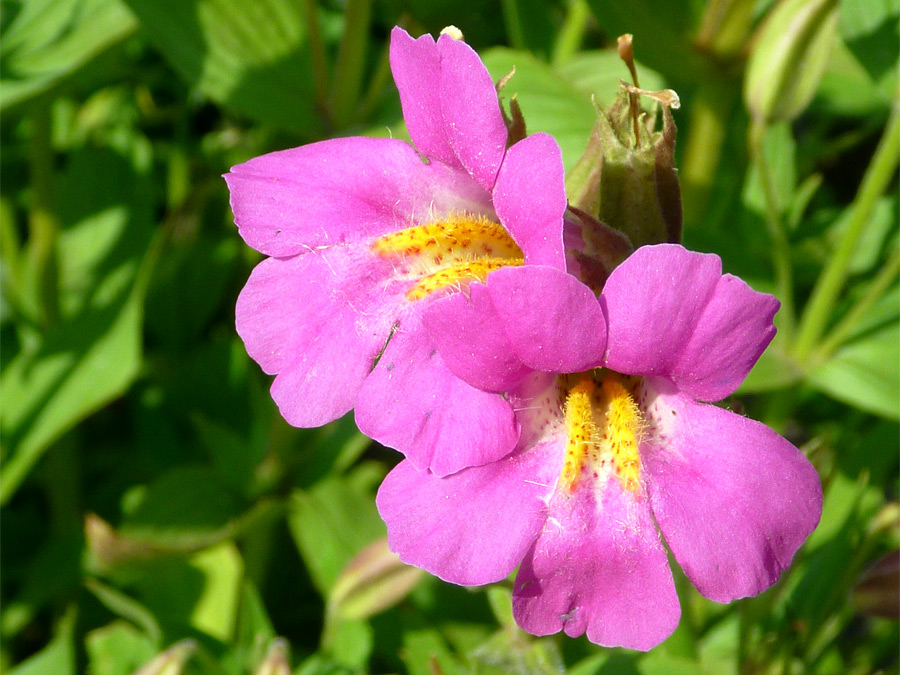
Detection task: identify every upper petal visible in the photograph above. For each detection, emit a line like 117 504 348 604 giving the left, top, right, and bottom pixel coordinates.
603 244 779 401
641 379 823 603
355 309 520 476
236 247 397 427
493 133 567 270
390 27 507 190
423 283 533 393
225 136 492 258
486 266 607 374
512 476 680 651
377 441 558 586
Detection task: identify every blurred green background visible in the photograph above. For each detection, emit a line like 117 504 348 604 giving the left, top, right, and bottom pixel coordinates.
1 0 897 673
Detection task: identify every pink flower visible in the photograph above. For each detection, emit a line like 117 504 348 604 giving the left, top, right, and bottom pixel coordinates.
225 27 568 476
377 244 823 650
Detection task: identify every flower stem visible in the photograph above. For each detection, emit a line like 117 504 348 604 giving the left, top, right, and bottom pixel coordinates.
792 98 900 363
680 79 737 227
814 249 900 361
749 120 796 336
330 0 372 129
27 101 60 329
302 0 330 123
552 0 590 66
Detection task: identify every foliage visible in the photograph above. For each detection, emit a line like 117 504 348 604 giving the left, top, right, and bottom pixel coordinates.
2 0 897 673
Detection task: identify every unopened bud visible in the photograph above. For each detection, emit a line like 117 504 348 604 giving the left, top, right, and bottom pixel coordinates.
744 0 840 123
254 639 291 675
133 640 196 675
566 35 682 250
328 537 424 620
440 26 465 41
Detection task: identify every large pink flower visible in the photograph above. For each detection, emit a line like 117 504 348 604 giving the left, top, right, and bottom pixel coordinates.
225 27 568 476
377 244 823 650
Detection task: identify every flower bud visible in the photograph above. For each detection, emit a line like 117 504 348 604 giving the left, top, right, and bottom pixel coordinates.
567 35 683 249
133 640 196 675
328 537 424 620
254 639 291 675
744 0 840 123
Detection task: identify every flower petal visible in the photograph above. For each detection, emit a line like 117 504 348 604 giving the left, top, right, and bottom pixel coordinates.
390 28 507 191
437 32 508 190
641 379 823 603
225 136 492 258
390 28 460 171
377 441 558 586
423 283 532 393
494 133 567 269
603 244 779 401
486 266 606 374
513 477 680 651
236 249 396 427
355 311 520 476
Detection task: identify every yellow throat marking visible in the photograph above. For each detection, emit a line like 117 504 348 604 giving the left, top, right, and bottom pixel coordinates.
372 213 524 300
560 373 644 493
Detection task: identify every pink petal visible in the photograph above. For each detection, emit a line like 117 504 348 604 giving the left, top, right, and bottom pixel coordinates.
423 283 532 393
390 28 460 171
513 476 680 651
355 311 520 476
225 136 491 258
486 266 606 374
494 133 567 269
640 379 823 603
603 244 779 401
436 32 508 190
236 249 397 427
377 441 559 586
390 28 507 191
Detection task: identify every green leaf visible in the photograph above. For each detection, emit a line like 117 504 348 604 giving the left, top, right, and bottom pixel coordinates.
557 50 666 107
0 0 138 111
9 605 76 675
131 542 244 641
0 149 156 504
583 0 708 85
401 629 466 675
482 48 596 172
118 466 244 549
122 0 321 136
287 471 386 596
840 0 899 82
816 35 897 115
806 320 899 420
85 621 158 675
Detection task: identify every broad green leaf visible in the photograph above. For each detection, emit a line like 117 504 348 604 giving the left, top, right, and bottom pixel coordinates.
131 543 243 641
122 0 321 136
0 0 138 111
0 149 156 504
117 466 244 548
401 629 466 675
287 470 386 596
840 0 899 83
557 50 666 107
826 196 897 275
224 581 276 674
806 320 899 420
9 605 76 675
85 621 158 675
584 0 708 85
816 36 897 115
482 49 596 172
